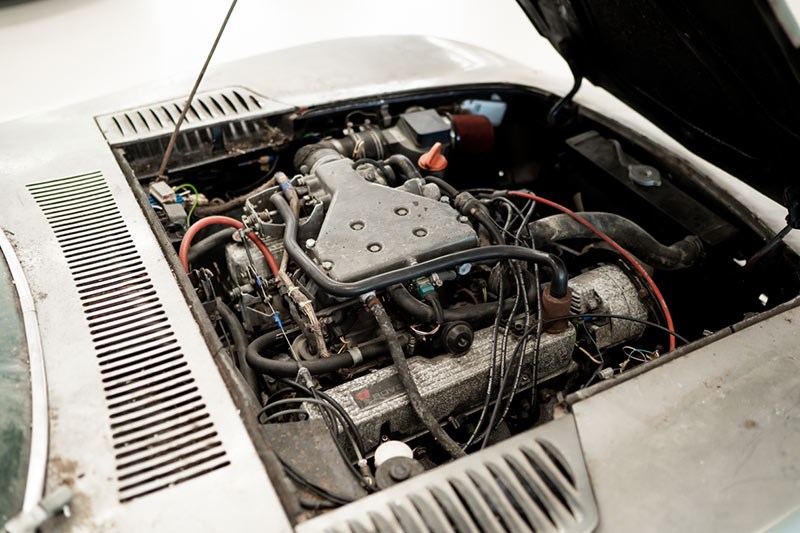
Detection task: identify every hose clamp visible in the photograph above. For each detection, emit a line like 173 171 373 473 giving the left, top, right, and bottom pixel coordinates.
348 346 364 365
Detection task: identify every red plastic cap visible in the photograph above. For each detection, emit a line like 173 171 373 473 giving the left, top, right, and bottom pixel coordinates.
418 142 448 172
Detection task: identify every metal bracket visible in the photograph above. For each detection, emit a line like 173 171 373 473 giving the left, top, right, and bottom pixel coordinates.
610 139 662 187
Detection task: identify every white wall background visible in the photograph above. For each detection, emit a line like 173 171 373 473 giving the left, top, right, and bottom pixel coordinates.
0 0 568 123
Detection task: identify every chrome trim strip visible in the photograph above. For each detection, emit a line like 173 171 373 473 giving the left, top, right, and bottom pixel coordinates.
0 229 49 511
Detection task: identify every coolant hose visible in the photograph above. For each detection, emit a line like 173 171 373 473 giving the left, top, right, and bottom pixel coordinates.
271 194 569 298
215 298 258 391
179 215 280 277
364 295 466 460
245 331 400 377
529 212 704 270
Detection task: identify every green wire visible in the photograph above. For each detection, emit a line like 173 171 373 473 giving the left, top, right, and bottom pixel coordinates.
172 183 199 227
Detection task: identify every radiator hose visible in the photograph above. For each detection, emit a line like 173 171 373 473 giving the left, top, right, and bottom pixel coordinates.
529 212 704 270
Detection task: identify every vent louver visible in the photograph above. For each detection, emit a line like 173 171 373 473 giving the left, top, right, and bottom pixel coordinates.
96 87 270 145
27 171 229 503
298 416 598 533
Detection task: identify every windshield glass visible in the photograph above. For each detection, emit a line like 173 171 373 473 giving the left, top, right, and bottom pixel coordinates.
0 248 31 524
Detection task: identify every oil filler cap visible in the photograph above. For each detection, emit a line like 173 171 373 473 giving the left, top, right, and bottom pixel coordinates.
418 142 448 172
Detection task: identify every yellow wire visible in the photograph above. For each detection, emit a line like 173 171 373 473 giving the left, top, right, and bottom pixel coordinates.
576 344 603 365
173 183 199 226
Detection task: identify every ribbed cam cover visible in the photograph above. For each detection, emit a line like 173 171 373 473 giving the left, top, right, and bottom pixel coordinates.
297 414 598 533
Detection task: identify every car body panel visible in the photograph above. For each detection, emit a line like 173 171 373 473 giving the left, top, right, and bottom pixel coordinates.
0 35 797 530
0 82 290 533
517 0 800 203
572 298 800 531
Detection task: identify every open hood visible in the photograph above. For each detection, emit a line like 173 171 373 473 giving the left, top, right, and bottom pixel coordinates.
517 0 800 206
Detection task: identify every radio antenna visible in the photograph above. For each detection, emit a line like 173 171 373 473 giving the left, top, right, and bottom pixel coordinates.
157 0 238 180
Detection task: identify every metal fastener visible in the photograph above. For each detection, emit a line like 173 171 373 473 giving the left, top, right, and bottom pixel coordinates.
389 462 411 481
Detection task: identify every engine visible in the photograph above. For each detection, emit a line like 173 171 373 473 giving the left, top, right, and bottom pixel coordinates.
206 104 658 487
230 133 651 454
132 91 797 510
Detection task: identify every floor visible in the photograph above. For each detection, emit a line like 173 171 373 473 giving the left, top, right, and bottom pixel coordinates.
0 0 567 123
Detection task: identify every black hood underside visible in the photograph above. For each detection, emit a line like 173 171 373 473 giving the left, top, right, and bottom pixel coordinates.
518 0 800 205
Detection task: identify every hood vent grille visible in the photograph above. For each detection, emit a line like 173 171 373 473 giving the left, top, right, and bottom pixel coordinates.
297 416 598 533
96 87 271 145
27 171 229 503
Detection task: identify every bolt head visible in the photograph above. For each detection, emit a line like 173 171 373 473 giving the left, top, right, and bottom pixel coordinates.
389 462 411 481
458 215 469 223
305 239 316 249
321 261 333 271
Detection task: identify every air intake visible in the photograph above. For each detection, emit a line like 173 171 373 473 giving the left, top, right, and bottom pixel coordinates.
297 415 598 533
27 171 229 503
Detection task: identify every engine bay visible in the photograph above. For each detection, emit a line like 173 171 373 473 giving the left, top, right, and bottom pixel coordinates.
117 85 799 515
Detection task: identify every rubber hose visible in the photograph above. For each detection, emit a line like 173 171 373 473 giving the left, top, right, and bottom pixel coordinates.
179 215 280 276
423 175 459 198
215 299 259 392
454 191 504 245
354 158 396 183
472 209 504 245
385 154 422 182
365 296 466 459
271 194 569 298
388 284 537 325
529 212 704 270
246 333 399 377
187 228 237 263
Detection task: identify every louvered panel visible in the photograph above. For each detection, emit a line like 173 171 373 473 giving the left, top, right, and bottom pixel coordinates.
298 415 598 533
27 171 229 503
96 87 273 145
